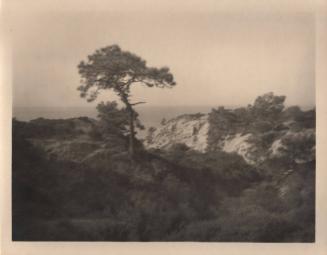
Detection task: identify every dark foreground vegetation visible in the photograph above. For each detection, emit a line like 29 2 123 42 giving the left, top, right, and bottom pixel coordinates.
12 94 315 241
12 43 315 241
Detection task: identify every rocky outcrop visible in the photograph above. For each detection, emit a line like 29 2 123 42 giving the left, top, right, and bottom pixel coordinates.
221 133 256 164
11 94 315 242
145 111 315 166
144 114 209 152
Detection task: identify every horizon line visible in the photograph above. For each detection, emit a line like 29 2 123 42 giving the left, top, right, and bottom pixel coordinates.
13 103 316 109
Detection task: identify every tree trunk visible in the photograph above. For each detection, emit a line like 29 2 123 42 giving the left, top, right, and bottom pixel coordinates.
128 109 135 157
120 93 136 159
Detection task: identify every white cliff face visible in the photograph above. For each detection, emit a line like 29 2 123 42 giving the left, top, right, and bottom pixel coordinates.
145 114 263 164
144 114 265 164
144 113 315 166
270 139 285 157
145 114 209 152
222 133 256 164
145 114 258 163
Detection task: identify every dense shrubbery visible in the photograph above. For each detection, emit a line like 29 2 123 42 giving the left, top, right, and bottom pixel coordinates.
12 92 315 241
207 93 315 162
207 93 285 151
12 117 97 140
12 125 314 241
96 101 144 137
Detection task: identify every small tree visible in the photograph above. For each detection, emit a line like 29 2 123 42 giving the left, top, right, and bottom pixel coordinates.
77 45 176 157
279 130 315 166
160 118 167 126
96 101 130 136
250 92 286 121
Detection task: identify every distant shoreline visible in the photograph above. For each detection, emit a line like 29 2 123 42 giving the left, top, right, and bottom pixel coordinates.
13 104 315 121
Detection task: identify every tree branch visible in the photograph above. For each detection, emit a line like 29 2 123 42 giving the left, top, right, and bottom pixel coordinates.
130 101 146 106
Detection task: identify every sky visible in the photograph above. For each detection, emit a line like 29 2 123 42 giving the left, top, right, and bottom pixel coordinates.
5 0 315 108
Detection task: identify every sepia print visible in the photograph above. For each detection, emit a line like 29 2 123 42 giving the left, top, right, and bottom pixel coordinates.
5 0 317 244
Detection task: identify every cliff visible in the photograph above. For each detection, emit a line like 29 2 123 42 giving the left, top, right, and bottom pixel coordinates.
12 93 316 241
144 113 209 152
145 105 315 166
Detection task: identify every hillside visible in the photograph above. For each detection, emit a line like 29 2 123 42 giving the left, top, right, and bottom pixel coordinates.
145 93 315 166
12 93 315 241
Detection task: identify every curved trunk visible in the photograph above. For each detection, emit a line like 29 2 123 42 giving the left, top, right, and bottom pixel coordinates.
128 109 135 157
119 91 145 159
120 93 135 159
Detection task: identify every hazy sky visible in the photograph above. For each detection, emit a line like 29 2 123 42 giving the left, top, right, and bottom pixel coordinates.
6 1 315 108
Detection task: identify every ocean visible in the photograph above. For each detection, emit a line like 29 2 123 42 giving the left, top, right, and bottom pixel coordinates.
13 105 216 137
12 103 314 131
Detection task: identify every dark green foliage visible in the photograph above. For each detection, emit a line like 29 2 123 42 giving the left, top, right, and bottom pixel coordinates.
208 93 285 142
279 130 315 165
77 44 176 156
96 101 144 137
167 159 315 242
12 117 97 140
160 118 167 125
12 92 315 241
207 94 284 151
13 120 264 241
207 93 315 153
293 108 315 129
250 92 286 121
207 107 240 151
96 101 129 135
77 45 176 102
